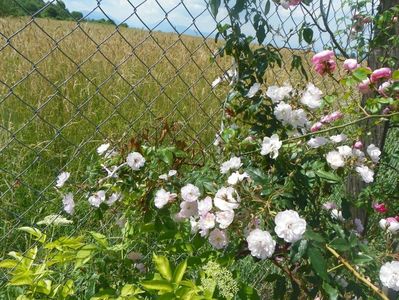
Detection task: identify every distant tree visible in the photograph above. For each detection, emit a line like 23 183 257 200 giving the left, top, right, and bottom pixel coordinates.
71 11 83 20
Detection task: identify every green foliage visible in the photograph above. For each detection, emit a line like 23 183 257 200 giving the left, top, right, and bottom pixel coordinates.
0 0 122 26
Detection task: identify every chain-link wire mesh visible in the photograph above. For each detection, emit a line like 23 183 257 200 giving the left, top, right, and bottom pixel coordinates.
2 0 396 295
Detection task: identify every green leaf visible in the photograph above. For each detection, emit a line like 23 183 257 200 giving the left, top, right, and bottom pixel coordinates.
209 0 221 17
352 68 370 81
352 253 373 265
140 280 173 292
304 230 325 243
392 70 399 80
303 27 313 44
329 238 351 252
264 0 271 15
308 247 329 281
0 259 18 268
18 227 46 243
173 259 187 284
90 231 109 248
322 282 339 300
61 279 75 297
153 254 173 281
291 240 308 263
159 149 174 166
120 284 143 297
315 170 341 183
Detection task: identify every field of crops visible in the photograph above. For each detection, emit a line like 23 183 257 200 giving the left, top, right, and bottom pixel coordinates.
1 15 398 299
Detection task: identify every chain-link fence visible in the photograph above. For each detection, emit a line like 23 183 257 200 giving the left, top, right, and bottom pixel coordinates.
2 0 396 293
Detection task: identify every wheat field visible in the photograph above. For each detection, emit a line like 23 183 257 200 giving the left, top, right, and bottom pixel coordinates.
0 17 342 254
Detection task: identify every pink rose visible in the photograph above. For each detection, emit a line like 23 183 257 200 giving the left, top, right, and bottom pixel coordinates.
373 203 388 213
311 50 336 76
370 67 392 83
280 0 302 9
311 122 323 132
343 59 359 71
353 141 363 149
358 78 371 94
311 50 335 64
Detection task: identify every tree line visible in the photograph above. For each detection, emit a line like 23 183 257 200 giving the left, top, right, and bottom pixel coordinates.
0 0 128 27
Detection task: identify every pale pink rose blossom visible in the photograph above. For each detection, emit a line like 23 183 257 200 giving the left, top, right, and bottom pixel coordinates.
343 59 359 71
370 67 392 83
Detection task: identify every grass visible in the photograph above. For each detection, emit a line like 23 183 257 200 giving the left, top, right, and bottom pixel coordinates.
0 17 232 239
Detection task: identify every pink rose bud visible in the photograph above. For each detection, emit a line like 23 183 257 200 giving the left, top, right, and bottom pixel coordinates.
329 111 343 122
311 122 323 132
320 115 331 123
382 106 392 115
358 78 371 94
343 59 359 71
322 201 338 211
373 203 388 213
378 81 391 96
370 67 392 83
353 141 363 149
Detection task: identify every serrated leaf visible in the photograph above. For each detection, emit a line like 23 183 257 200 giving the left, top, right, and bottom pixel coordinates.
315 170 341 183
90 231 108 248
61 279 75 297
352 68 370 81
0 259 18 268
304 230 325 243
18 227 46 243
153 254 172 281
173 259 187 284
291 240 308 263
329 238 351 252
140 280 173 292
308 247 329 281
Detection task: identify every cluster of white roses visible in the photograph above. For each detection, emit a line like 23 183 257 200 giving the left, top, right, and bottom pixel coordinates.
326 143 381 183
154 157 248 249
267 83 324 131
58 144 146 214
86 148 145 208
246 210 307 259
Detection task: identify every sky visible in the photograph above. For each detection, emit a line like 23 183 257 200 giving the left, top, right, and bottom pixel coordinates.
62 0 227 36
60 0 371 52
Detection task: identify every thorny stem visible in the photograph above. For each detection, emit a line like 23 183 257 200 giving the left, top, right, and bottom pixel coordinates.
326 245 389 300
271 259 310 297
240 112 399 156
283 112 399 143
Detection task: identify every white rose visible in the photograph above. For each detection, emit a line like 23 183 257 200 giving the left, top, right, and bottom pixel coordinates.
326 151 345 169
274 210 307 243
208 229 228 249
181 184 200 202
247 229 276 259
126 152 145 170
261 134 282 159
379 261 399 291
367 144 381 163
